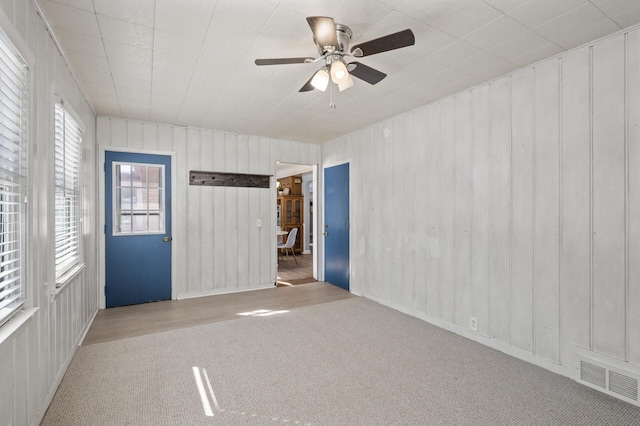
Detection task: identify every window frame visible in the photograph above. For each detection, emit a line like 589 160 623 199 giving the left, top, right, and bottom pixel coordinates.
53 100 83 286
111 161 166 236
0 25 29 328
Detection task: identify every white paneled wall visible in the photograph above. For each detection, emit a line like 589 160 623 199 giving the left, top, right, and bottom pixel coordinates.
0 1 97 425
323 26 640 375
97 117 321 300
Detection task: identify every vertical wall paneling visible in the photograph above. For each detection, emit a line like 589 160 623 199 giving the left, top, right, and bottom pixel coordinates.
48 306 56 391
173 127 188 298
628 28 640 365
453 92 472 328
237 135 250 288
14 327 27 425
534 59 561 363
157 125 172 152
0 338 12 420
370 127 385 300
352 132 365 295
187 129 202 294
110 119 127 147
488 78 511 343
425 103 441 318
510 69 535 352
560 47 592 355
143 122 159 151
200 131 214 293
360 130 371 296
390 116 404 305
381 123 394 302
224 133 239 290
365 129 376 295
471 86 491 336
365 130 377 299
127 121 143 149
0 2 98 425
212 131 227 289
248 137 261 287
413 108 428 315
439 98 455 323
401 114 415 308
259 139 273 283
36 4 52 410
592 35 626 360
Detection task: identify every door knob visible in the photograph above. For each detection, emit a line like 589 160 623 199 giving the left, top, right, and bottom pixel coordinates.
163 236 171 242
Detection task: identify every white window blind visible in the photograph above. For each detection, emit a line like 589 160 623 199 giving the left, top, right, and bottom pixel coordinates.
0 29 28 327
54 102 82 283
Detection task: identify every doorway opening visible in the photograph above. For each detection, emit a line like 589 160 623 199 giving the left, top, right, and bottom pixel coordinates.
276 162 317 286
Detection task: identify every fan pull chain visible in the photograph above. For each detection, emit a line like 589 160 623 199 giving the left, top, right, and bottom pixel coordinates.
329 81 336 109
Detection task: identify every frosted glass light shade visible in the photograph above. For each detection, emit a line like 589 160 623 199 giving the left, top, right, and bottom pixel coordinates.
311 69 329 91
331 60 348 83
338 75 354 91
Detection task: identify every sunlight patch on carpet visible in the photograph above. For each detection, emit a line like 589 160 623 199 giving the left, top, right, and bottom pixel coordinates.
237 309 290 317
192 366 219 417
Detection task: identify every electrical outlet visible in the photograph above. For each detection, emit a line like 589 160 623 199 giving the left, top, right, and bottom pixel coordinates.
470 316 478 332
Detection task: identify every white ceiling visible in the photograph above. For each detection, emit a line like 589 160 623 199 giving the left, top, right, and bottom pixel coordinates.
276 162 313 179
37 0 640 144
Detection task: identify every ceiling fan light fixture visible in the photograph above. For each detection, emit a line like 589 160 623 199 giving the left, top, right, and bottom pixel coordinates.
330 60 349 83
310 69 330 91
338 75 354 92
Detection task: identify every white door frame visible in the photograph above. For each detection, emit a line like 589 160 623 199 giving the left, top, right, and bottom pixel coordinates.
97 146 177 309
274 163 319 282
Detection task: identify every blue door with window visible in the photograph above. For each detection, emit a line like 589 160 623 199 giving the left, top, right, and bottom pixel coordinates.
105 151 172 307
324 163 349 290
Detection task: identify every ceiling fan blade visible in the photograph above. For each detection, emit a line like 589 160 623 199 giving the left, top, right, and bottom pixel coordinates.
255 57 314 66
349 62 387 85
299 75 315 92
351 29 415 57
306 16 338 49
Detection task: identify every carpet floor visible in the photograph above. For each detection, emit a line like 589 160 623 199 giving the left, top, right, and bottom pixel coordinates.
41 296 640 425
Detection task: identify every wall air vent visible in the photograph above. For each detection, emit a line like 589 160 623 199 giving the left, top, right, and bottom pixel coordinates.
609 370 638 401
577 356 639 407
580 361 606 388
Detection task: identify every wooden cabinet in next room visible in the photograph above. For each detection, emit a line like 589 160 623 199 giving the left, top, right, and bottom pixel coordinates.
277 195 303 253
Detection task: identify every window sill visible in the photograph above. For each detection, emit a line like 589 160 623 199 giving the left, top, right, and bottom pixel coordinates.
52 263 86 296
0 307 38 346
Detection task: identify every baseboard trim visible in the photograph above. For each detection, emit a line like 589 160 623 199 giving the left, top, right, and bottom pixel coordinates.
176 283 274 300
78 308 99 346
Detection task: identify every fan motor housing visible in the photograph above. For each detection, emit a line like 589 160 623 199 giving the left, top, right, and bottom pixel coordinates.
334 23 353 53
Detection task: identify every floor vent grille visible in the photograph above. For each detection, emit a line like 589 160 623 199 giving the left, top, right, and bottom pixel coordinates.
578 358 639 406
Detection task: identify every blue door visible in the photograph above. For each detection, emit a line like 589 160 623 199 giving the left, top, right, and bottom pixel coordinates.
324 163 349 290
105 151 172 308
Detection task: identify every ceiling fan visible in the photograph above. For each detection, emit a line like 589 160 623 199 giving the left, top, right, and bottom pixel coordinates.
255 16 415 104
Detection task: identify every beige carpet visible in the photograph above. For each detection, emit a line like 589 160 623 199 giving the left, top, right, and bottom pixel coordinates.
42 297 640 425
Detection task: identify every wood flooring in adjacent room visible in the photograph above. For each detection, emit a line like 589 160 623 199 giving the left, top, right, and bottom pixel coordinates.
277 252 315 285
82 281 352 346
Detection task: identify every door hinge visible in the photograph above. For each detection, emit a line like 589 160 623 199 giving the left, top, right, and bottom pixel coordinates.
104 224 106 234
